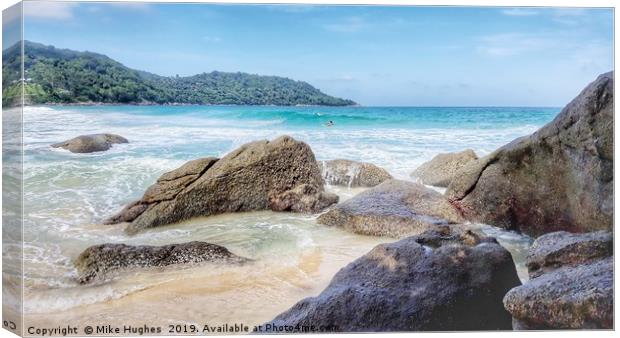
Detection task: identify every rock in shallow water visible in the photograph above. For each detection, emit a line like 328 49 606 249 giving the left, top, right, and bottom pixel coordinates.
263 226 521 332
269 183 339 213
75 241 247 284
504 257 613 330
526 231 612 279
317 179 463 238
446 72 613 236
51 133 128 153
503 230 613 329
320 159 392 187
410 149 478 187
105 136 337 234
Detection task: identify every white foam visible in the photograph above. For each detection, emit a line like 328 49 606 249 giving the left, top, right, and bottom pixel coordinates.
21 105 541 308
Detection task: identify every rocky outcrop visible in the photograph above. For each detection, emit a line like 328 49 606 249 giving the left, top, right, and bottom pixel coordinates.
320 159 392 187
504 257 612 330
264 226 521 332
411 150 478 187
75 241 247 284
103 157 219 226
446 72 613 236
51 133 128 153
526 231 612 279
317 179 463 238
106 136 338 234
503 231 613 329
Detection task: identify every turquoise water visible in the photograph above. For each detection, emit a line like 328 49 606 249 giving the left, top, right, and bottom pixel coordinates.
25 105 559 176
69 105 557 129
19 105 554 316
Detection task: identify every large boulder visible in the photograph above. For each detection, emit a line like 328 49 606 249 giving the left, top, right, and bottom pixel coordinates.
526 231 612 279
51 133 128 153
503 230 613 329
106 136 338 234
75 241 247 284
446 72 613 236
317 179 463 238
264 226 521 332
320 159 392 187
504 257 612 329
104 157 219 225
411 150 478 187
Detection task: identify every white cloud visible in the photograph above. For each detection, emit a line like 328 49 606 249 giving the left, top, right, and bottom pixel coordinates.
334 74 356 82
203 36 222 43
476 30 612 77
24 2 76 20
266 5 317 13
323 17 365 33
500 8 539 16
553 8 588 17
476 33 554 56
315 74 359 84
107 3 152 12
551 8 589 25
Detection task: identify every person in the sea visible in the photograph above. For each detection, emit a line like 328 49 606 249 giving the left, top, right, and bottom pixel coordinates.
325 120 334 127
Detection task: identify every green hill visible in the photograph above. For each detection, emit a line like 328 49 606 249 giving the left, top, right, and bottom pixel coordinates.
2 41 356 106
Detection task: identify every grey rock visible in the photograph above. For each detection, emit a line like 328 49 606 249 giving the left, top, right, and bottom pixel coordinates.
51 133 128 153
526 231 612 279
264 226 521 332
317 179 463 238
269 184 339 213
504 257 613 329
446 72 613 236
103 157 219 225
503 230 613 330
411 149 478 187
75 241 247 284
320 159 392 187
106 136 336 234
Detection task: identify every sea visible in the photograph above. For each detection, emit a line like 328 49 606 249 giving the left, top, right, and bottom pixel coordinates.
12 105 560 329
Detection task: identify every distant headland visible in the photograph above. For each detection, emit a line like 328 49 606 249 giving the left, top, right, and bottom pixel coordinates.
2 41 356 107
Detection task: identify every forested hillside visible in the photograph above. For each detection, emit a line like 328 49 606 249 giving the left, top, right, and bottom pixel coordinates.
2 41 355 106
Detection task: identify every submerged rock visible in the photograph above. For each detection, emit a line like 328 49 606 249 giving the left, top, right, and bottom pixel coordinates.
446 72 613 236
503 230 613 329
264 226 521 332
317 179 463 238
504 258 613 330
106 136 337 234
410 149 478 187
320 159 392 187
51 133 128 153
75 241 247 284
526 231 612 279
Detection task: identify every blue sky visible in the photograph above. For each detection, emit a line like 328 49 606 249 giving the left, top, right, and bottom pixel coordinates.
18 2 614 106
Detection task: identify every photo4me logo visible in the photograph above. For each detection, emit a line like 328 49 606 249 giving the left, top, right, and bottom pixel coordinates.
257 322 340 333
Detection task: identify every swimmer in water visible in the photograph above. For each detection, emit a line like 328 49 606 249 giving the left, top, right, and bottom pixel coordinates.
325 120 334 127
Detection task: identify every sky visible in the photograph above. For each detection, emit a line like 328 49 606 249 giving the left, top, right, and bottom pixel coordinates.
13 2 616 106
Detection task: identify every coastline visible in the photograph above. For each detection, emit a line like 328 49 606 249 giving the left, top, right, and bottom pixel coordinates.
28 102 563 109
17 74 612 331
29 102 362 108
